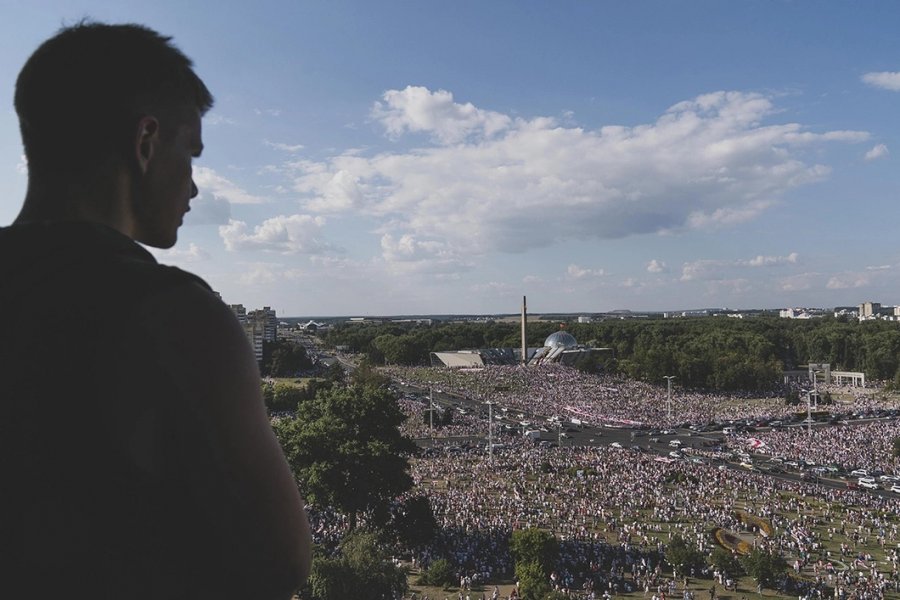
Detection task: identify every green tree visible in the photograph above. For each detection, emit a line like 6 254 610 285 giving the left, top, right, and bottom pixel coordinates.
417 558 455 588
303 531 407 600
515 561 551 600
709 547 743 578
265 382 304 413
665 535 704 577
392 495 438 548
272 381 415 528
510 529 559 576
325 361 345 384
741 547 787 589
262 339 312 377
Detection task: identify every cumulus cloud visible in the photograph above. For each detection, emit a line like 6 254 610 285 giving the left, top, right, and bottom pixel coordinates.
746 252 799 267
184 191 232 225
235 262 305 286
826 272 871 290
219 214 334 254
194 166 267 205
151 242 210 263
646 259 668 273
778 273 818 292
292 88 867 259
681 252 799 281
469 281 515 295
865 144 889 161
265 140 304 153
371 86 511 144
567 264 605 279
205 113 236 126
380 233 472 275
862 71 900 91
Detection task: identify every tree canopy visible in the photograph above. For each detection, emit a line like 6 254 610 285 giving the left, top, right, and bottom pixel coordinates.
741 547 787 589
272 377 415 526
261 339 313 377
324 316 900 390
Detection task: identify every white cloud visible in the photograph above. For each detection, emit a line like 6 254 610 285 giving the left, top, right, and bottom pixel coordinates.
646 259 668 273
264 140 305 153
865 144 889 161
205 113 236 126
184 191 232 225
293 88 866 257
235 262 305 286
567 264 605 279
380 233 472 275
371 86 511 144
778 273 817 292
254 108 282 117
745 252 798 267
194 166 267 205
826 272 871 290
16 155 27 175
151 242 210 263
681 252 798 281
866 264 893 271
523 275 543 284
219 214 334 254
469 281 515 295
862 71 900 91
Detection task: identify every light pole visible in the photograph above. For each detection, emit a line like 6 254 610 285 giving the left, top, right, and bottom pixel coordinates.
811 369 819 409
487 401 494 462
664 376 676 422
429 386 435 443
806 389 813 434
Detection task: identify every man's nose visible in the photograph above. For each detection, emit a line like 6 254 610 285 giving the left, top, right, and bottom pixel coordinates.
191 180 198 198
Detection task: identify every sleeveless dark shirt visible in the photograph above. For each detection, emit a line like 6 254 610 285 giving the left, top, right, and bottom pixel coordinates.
0 222 235 598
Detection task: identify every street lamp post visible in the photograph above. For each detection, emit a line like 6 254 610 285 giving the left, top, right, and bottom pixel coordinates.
487 401 494 462
664 376 676 422
807 389 813 434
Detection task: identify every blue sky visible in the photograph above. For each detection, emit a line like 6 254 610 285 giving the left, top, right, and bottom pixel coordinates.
3 1 900 316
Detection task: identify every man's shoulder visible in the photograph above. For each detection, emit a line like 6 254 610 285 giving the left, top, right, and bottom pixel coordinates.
0 221 213 309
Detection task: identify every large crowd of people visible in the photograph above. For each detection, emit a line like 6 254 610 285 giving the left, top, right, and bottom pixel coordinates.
386 365 897 431
729 420 900 476
301 362 900 599
401 440 900 598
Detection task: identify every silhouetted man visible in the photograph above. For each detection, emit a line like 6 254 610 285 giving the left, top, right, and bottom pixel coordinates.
0 22 310 599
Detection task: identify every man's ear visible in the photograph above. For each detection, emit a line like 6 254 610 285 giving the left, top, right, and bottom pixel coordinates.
134 116 160 175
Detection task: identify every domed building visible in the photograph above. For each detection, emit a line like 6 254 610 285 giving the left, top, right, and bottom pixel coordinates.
544 330 577 350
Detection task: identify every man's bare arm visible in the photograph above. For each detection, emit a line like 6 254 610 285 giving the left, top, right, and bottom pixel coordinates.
141 281 312 597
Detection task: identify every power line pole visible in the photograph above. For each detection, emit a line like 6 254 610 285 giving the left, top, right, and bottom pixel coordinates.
664 376 676 421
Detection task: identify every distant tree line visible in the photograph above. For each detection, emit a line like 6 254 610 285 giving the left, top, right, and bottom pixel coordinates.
322 316 900 391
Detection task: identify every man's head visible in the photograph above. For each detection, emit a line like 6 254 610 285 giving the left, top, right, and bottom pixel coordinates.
15 22 214 247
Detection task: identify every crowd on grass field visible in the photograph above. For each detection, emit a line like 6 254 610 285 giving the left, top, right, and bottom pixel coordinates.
301 364 900 599
408 441 900 599
728 420 900 476
385 365 898 432
300 435 900 599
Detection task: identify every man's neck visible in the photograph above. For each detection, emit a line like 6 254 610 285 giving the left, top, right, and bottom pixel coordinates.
15 173 136 238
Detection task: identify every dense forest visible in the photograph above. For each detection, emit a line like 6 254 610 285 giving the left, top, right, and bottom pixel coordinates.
322 316 900 391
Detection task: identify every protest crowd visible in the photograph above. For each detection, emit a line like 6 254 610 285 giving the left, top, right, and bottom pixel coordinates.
303 363 900 599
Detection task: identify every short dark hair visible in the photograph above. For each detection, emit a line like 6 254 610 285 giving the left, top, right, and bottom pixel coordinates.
15 21 214 180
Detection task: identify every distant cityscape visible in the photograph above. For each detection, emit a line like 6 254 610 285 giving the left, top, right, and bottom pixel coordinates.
216 293 900 365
